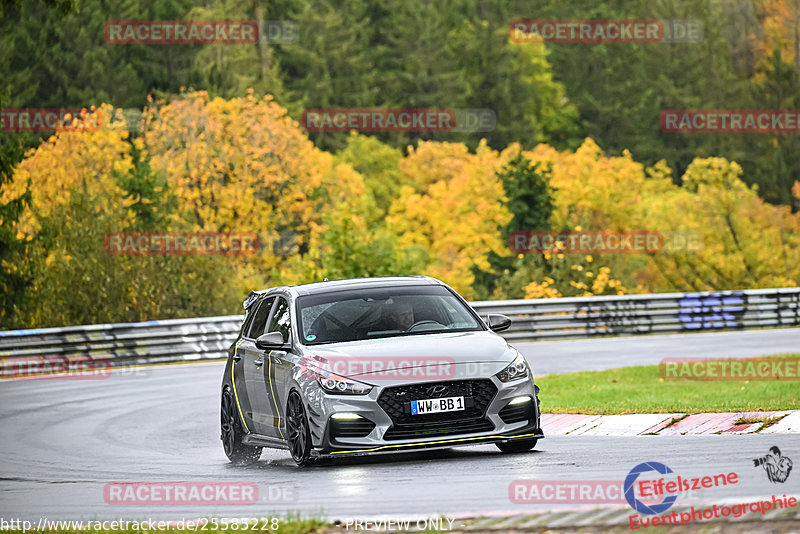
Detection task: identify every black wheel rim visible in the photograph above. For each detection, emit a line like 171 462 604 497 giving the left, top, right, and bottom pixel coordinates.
221 390 236 457
286 393 308 462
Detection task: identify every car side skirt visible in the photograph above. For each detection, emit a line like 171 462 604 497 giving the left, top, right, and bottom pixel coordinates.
242 433 290 450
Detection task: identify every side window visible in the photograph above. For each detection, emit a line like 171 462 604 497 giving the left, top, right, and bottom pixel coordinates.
247 297 275 339
267 297 291 343
239 309 255 337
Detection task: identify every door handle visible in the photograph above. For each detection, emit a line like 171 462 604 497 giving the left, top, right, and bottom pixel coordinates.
253 357 264 367
232 354 242 362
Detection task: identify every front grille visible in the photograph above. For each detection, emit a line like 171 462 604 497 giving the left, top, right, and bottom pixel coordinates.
330 417 376 439
382 419 495 440
378 379 497 440
499 400 531 424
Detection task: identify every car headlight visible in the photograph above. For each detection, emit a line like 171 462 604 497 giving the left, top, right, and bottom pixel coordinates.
316 371 373 395
496 354 529 382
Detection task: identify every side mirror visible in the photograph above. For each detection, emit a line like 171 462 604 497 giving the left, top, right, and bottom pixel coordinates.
487 314 512 333
255 331 285 350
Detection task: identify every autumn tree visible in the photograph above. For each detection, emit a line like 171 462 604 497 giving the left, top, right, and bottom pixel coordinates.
1 105 246 326
141 91 334 278
506 139 800 295
386 140 512 298
643 157 800 290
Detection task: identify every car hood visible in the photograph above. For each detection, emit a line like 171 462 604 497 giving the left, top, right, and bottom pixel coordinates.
301 331 516 381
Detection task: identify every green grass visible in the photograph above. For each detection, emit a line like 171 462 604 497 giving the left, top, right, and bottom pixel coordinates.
538 354 800 414
278 515 329 534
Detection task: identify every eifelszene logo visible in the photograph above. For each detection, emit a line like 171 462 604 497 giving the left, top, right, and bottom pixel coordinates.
624 462 678 515
625 462 740 516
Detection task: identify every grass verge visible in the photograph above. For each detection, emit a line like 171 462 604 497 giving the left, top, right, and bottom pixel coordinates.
537 354 800 414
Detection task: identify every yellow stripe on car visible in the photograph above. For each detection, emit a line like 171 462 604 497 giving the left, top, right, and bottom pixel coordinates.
230 339 249 433
267 349 286 440
232 289 270 434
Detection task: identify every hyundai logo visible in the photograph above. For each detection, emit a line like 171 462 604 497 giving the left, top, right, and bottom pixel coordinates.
426 385 449 397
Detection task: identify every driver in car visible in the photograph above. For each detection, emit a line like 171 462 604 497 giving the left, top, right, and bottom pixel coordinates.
386 300 415 331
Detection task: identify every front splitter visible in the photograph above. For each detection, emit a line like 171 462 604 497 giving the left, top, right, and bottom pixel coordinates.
317 430 544 457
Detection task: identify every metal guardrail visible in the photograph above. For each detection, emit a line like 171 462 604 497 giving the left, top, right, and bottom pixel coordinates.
0 315 244 374
472 287 800 341
0 288 798 373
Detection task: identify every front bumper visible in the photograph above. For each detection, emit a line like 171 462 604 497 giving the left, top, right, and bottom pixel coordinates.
303 374 543 456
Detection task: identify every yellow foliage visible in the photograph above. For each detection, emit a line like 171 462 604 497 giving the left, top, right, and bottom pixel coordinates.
517 139 799 292
522 138 673 231
142 91 366 282
524 279 562 299
752 0 798 74
3 104 134 238
7 89 798 326
641 157 800 290
387 140 512 298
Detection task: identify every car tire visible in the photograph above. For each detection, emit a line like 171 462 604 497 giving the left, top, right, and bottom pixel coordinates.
221 387 262 465
496 438 538 453
286 390 314 467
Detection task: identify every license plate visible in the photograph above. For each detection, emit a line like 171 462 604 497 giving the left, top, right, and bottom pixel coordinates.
410 396 465 415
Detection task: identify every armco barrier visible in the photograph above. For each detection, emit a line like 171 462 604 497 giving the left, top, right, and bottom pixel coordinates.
0 288 797 372
476 287 799 341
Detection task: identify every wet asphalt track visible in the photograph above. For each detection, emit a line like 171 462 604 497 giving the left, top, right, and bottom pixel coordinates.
0 328 798 522
517 327 800 375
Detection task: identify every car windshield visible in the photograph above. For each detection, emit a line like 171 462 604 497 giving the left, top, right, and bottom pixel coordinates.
296 285 483 345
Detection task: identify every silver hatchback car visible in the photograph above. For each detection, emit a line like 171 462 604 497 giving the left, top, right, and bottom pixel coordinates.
220 276 543 466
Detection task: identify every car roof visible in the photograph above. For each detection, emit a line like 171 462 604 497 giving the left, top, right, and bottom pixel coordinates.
244 276 443 307
290 276 443 296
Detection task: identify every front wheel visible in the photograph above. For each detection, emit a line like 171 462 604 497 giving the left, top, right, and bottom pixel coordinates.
221 387 262 465
286 390 313 467
496 438 538 453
